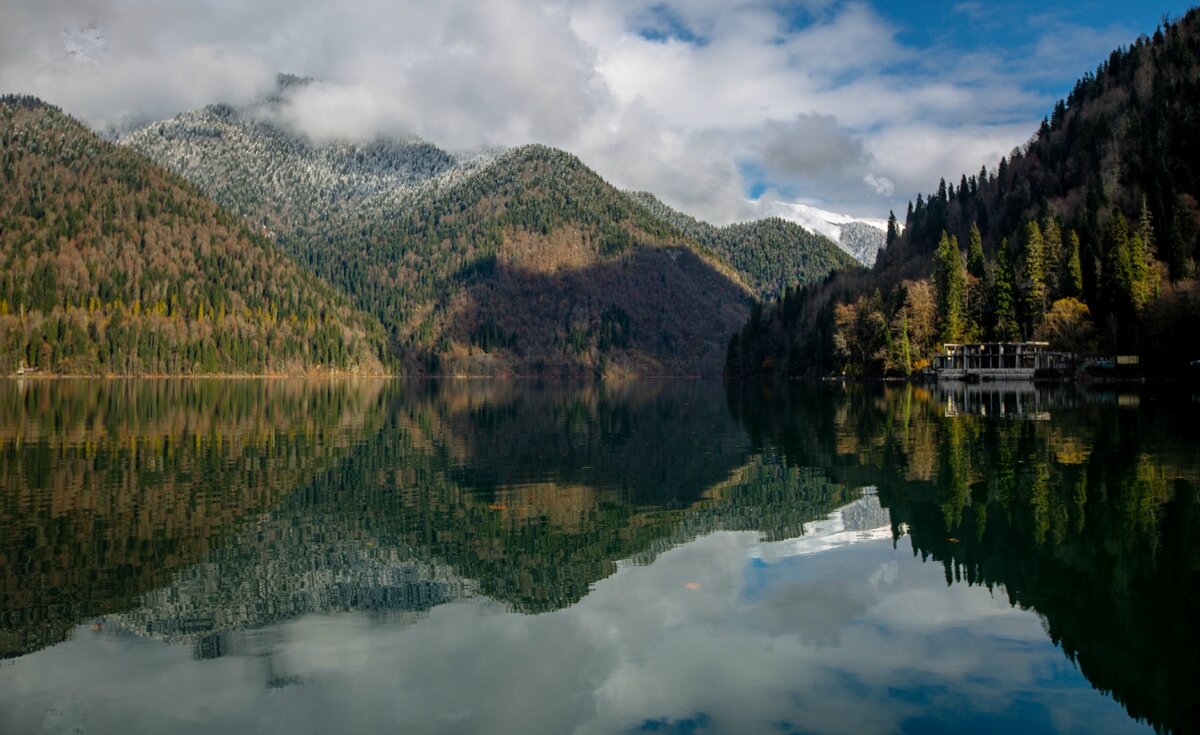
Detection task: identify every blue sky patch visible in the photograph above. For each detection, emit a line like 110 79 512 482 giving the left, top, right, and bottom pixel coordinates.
633 4 708 46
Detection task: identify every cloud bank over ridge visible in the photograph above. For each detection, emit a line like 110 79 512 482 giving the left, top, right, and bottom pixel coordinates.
0 0 1188 222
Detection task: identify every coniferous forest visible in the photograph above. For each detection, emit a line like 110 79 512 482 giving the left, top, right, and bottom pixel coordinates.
728 9 1200 379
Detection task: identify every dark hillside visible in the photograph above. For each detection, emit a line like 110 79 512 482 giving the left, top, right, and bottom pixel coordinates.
334 145 753 376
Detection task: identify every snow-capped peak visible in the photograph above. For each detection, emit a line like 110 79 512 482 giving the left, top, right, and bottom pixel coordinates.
759 201 887 241
750 200 890 267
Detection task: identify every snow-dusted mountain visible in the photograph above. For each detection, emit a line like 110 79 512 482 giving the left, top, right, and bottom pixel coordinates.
757 201 890 267
121 77 490 237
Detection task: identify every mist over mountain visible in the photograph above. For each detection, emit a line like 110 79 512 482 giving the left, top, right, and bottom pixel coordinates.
121 76 488 237
124 83 854 376
755 200 890 267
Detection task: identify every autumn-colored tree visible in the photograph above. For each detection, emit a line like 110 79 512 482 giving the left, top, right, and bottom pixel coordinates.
1035 298 1097 354
833 291 889 374
884 282 932 376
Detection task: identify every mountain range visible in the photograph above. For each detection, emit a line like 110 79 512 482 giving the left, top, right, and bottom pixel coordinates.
117 81 856 376
755 200 889 267
27 1 1198 381
0 75 862 376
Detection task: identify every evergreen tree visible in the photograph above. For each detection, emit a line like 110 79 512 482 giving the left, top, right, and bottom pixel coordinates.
966 223 986 279
1100 213 1135 320
965 223 987 340
1131 198 1158 309
1041 215 1063 298
1019 219 1047 337
893 304 912 375
1065 230 1084 298
1164 207 1190 281
934 231 965 343
993 239 1020 341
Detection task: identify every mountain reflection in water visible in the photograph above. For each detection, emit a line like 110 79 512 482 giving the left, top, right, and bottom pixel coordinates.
0 379 1195 734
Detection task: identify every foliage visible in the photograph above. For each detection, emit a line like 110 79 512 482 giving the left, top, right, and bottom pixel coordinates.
0 96 392 375
934 232 966 342
832 292 888 374
1035 298 1098 354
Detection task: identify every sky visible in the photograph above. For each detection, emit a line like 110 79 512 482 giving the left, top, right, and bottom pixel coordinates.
1 0 1194 223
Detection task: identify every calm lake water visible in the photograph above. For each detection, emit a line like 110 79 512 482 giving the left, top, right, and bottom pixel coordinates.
0 379 1196 734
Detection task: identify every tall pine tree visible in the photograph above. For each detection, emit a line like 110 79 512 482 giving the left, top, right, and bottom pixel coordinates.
1019 219 1047 338
1041 216 1063 299
934 231 965 343
1065 229 1084 298
967 222 986 279
993 238 1020 341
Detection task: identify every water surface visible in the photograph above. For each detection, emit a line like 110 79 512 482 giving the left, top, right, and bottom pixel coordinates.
0 379 1196 734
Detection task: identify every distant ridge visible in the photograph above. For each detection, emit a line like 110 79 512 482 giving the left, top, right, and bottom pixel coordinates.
756 200 889 267
625 191 859 299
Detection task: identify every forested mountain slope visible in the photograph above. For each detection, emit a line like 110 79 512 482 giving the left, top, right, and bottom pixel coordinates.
125 87 849 376
0 96 392 375
625 191 858 299
330 144 754 376
729 9 1200 378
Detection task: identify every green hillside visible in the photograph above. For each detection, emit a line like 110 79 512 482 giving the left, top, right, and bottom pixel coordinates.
303 144 753 376
626 191 859 299
0 96 393 375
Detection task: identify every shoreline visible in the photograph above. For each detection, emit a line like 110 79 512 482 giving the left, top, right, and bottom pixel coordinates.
2 373 726 381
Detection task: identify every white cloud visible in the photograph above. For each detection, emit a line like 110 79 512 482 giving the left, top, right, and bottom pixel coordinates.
867 121 1036 200
865 173 894 196
0 0 1155 221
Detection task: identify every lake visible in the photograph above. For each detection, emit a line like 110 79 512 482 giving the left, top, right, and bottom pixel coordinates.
0 379 1196 734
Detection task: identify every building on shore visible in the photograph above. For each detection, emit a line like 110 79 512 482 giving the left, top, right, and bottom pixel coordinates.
933 342 1072 381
